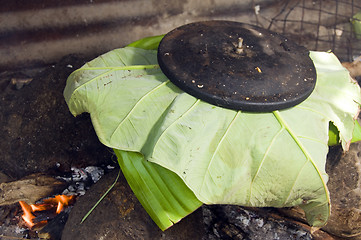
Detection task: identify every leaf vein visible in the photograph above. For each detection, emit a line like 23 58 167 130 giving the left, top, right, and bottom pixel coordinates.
247 125 284 205
297 135 328 146
113 50 128 66
68 64 159 78
282 159 309 206
151 99 201 156
199 111 241 192
109 80 171 141
273 111 330 206
71 69 115 98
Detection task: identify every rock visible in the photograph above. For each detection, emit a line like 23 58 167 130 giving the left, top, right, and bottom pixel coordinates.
61 170 206 240
0 55 113 179
0 171 11 183
275 142 361 239
342 61 361 79
203 205 331 240
323 142 361 239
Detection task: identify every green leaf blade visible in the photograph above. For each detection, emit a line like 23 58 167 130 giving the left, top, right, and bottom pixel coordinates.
115 149 202 230
127 35 165 50
352 11 361 39
308 51 361 149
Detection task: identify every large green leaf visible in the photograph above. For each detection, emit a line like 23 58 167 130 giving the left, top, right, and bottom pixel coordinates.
64 47 361 227
115 149 202 230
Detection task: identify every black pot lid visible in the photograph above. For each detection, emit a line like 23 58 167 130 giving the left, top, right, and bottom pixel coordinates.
157 21 316 112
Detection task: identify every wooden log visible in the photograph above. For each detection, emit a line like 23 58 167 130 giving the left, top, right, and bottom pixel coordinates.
0 173 66 206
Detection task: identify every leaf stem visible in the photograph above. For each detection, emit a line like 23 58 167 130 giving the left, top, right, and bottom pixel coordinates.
80 169 121 224
81 64 159 71
109 80 171 141
272 111 330 204
69 64 159 77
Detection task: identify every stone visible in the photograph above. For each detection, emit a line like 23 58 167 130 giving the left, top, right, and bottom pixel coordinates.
0 171 11 183
203 205 312 240
62 170 206 240
323 142 361 239
342 61 361 79
203 205 340 240
0 55 114 179
275 142 361 239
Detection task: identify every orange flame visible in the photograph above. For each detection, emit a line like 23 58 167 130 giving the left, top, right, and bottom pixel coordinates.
42 195 75 214
19 195 76 228
19 201 36 228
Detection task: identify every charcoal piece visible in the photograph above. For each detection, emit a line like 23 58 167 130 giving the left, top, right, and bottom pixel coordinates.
38 208 71 240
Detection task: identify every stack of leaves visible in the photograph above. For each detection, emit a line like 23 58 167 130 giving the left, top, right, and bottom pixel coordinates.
64 36 361 230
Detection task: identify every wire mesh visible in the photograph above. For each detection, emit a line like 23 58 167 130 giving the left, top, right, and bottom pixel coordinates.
256 0 361 62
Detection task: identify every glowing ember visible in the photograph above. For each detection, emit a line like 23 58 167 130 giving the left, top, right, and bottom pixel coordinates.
19 195 76 228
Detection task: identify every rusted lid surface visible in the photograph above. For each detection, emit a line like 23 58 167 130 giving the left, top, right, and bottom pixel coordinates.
157 21 316 112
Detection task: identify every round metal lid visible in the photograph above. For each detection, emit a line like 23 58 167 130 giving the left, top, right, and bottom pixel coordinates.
157 21 316 112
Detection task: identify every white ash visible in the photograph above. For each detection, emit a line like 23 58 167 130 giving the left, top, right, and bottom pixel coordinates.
106 164 115 170
57 166 106 196
85 166 104 182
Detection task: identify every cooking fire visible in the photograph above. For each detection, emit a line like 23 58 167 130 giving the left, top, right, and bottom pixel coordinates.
0 165 110 239
19 195 76 229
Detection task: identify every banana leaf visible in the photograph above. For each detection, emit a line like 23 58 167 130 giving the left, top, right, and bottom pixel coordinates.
352 11 361 39
127 35 164 50
115 149 202 230
64 43 361 228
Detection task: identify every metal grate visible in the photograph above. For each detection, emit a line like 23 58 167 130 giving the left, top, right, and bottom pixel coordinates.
256 0 361 62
